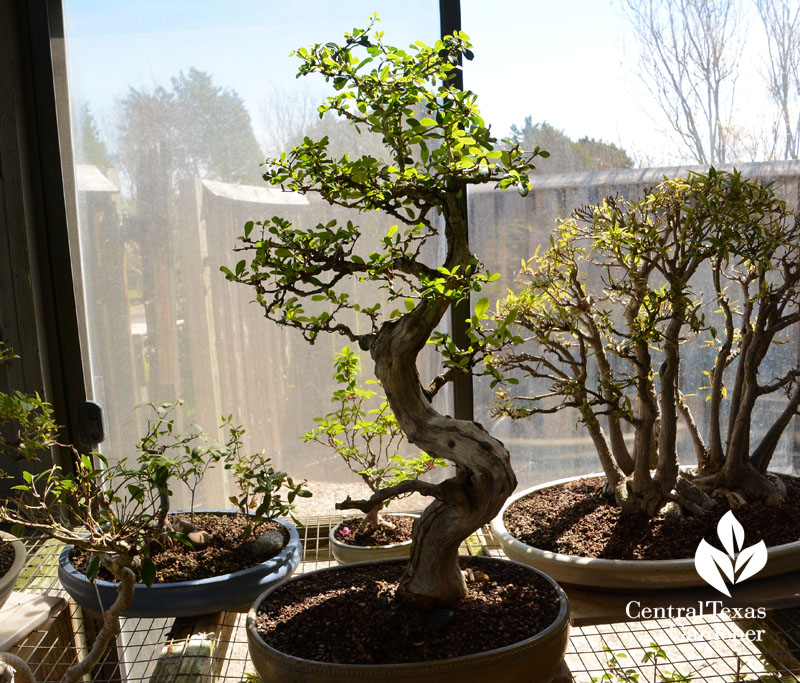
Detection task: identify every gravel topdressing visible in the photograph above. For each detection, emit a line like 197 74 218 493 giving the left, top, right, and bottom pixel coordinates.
503 475 800 561
71 513 288 583
334 514 415 546
0 541 14 579
255 556 562 665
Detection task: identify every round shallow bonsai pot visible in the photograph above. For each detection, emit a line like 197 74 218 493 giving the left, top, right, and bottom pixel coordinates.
246 556 570 683
58 511 302 618
491 473 800 591
0 531 27 609
330 512 418 564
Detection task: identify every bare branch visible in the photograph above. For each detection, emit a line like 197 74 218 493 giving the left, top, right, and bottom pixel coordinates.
335 479 446 513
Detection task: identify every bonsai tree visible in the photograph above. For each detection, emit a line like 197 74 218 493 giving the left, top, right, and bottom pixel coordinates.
304 345 445 534
493 169 800 517
0 371 179 682
0 351 306 682
223 18 539 606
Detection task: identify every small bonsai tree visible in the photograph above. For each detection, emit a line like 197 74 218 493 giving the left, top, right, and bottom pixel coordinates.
493 169 800 517
141 402 309 540
304 346 445 534
223 18 538 606
0 351 306 682
0 376 179 681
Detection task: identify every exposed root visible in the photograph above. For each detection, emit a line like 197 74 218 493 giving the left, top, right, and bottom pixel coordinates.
357 513 396 534
690 468 788 508
714 489 747 510
612 473 714 518
462 567 489 584
594 478 618 500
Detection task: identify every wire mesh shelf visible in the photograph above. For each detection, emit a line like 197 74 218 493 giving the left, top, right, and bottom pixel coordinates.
5 517 799 682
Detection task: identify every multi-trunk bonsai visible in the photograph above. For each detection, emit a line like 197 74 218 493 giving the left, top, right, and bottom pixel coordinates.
494 169 800 518
488 169 800 592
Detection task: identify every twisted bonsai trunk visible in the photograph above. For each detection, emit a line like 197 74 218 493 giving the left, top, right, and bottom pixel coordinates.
62 556 136 683
339 280 516 607
372 309 516 607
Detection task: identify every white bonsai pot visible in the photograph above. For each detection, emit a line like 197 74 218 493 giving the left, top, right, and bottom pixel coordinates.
491 473 800 590
0 531 27 609
330 512 418 564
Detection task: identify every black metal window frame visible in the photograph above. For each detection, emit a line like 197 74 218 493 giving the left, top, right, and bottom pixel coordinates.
5 0 88 466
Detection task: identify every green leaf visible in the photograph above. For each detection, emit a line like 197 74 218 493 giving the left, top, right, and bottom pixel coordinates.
86 555 101 583
170 531 194 549
474 298 490 318
142 556 157 588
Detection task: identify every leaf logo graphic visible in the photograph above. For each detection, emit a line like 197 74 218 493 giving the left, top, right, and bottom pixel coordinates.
694 510 767 596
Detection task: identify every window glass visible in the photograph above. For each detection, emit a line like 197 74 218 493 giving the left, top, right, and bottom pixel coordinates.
64 1 442 511
463 0 800 487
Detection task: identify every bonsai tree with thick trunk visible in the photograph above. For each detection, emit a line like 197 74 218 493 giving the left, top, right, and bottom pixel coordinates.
224 18 539 607
494 169 800 517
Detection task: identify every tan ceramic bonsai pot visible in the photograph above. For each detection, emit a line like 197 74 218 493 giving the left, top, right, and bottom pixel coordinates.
330 512 418 564
0 531 27 609
491 473 800 590
247 556 570 683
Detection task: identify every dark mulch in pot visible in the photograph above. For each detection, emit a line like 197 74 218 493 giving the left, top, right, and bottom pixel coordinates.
0 541 15 579
335 515 414 546
71 513 288 583
255 557 561 665
503 474 800 561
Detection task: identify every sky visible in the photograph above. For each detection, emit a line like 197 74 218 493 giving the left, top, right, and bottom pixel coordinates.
63 0 771 167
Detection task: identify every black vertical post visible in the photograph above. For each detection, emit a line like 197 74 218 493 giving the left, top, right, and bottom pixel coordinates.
24 0 90 457
439 0 474 421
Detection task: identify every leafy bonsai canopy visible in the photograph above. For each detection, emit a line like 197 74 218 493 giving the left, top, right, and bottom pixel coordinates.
224 17 541 607
494 169 800 517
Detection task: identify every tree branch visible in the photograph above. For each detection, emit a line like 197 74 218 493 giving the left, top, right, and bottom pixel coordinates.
335 479 448 513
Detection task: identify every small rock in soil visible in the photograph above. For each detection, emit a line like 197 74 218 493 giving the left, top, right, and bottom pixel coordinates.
252 530 285 556
168 517 212 549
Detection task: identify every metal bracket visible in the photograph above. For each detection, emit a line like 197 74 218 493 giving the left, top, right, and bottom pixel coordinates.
76 401 105 446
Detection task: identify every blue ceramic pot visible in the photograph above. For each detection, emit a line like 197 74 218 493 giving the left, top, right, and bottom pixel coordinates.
58 511 302 618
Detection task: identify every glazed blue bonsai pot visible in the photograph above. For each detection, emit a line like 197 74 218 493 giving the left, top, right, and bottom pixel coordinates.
58 511 302 618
